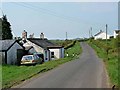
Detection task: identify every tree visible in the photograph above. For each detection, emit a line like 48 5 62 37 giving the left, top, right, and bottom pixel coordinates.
1 15 13 40
0 18 2 39
114 34 120 48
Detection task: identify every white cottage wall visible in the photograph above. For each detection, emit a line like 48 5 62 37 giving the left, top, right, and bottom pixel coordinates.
95 32 110 40
49 49 60 59
32 43 44 53
26 40 44 53
114 31 118 38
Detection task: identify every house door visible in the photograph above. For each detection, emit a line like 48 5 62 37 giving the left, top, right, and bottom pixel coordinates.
37 54 44 62
17 49 25 65
0 52 5 64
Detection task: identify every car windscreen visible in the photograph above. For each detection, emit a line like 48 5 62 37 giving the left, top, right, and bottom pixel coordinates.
22 56 33 60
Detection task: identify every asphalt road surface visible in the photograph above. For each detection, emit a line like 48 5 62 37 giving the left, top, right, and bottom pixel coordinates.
14 42 108 88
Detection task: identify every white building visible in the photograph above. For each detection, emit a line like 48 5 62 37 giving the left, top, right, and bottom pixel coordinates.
22 38 64 62
114 30 120 38
21 32 64 62
0 40 24 65
94 30 110 40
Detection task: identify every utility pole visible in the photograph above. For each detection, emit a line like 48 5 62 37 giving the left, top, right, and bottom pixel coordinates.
89 29 90 39
91 27 92 37
106 24 108 42
66 32 68 40
89 27 92 42
106 24 108 59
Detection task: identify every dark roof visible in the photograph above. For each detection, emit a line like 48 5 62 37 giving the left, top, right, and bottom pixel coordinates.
115 30 120 34
0 40 16 51
94 30 104 36
0 40 24 51
27 38 63 49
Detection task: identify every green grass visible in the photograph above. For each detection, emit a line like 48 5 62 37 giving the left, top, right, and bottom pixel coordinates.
2 41 82 89
88 40 118 87
0 65 2 89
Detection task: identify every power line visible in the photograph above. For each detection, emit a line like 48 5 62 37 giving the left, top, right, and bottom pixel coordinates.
10 2 106 26
22 3 109 26
20 2 84 23
0 8 4 16
10 3 80 23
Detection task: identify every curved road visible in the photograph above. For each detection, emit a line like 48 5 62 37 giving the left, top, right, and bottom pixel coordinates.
14 42 108 88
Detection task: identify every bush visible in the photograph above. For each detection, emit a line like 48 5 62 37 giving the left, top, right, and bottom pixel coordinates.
114 35 120 48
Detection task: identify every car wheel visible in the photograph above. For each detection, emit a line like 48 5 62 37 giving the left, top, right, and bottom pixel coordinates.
33 63 36 66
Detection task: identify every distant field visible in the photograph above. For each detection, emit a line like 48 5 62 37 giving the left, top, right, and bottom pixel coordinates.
2 41 82 89
88 38 119 87
50 40 75 48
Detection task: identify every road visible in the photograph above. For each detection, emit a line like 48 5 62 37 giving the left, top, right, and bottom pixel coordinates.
14 42 108 88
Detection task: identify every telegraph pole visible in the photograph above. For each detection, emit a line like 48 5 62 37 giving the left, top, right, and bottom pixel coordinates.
89 27 92 42
91 27 92 37
89 29 90 39
106 24 108 43
106 24 108 59
66 32 68 40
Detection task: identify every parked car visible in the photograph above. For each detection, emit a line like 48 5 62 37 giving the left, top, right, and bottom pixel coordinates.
21 54 42 65
33 53 44 63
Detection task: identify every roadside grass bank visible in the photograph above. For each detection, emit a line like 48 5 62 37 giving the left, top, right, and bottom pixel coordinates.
88 39 118 87
0 65 2 89
2 41 82 89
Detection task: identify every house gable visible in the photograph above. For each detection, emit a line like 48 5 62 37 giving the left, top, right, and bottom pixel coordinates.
7 42 23 64
114 30 120 38
23 40 44 53
94 31 110 40
0 40 24 64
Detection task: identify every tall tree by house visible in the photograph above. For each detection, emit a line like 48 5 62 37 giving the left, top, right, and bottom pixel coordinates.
0 18 2 39
1 15 13 40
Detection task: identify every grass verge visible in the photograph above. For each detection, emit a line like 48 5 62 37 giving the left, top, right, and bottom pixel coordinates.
2 41 82 89
88 41 118 87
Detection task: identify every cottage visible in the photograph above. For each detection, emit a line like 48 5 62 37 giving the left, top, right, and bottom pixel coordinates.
114 30 120 38
21 32 64 62
0 40 24 64
94 30 110 40
23 38 64 62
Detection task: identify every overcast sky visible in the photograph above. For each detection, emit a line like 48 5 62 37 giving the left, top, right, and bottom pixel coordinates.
1 2 118 39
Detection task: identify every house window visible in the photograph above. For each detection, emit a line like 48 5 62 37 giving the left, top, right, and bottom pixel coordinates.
51 52 54 58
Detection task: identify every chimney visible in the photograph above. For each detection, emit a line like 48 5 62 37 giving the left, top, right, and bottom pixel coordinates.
22 30 27 40
40 32 44 39
100 30 102 32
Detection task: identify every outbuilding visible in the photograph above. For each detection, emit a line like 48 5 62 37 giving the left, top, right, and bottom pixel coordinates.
0 40 24 64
